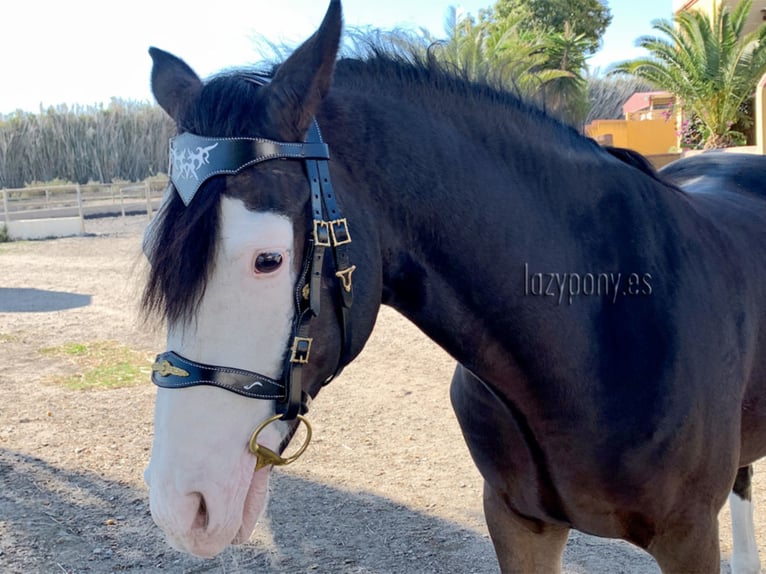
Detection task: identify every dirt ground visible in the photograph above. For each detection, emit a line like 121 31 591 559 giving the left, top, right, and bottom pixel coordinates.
0 215 762 573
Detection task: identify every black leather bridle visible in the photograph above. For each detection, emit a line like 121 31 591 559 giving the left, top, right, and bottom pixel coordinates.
150 89 354 422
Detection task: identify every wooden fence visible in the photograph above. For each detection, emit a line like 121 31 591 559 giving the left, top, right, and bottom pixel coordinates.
1 180 168 229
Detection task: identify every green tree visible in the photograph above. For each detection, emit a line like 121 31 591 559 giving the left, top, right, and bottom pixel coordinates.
610 0 766 148
473 0 610 125
481 0 611 55
433 6 570 95
538 23 592 126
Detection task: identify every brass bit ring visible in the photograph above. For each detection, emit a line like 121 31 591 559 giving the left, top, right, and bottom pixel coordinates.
249 414 312 472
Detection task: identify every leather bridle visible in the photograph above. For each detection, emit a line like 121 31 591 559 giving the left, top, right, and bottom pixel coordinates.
150 86 355 449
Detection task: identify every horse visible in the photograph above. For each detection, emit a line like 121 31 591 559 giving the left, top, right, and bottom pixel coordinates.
661 151 766 199
140 2 766 572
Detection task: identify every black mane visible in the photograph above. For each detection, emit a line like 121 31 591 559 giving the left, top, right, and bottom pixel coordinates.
142 179 223 325
335 50 590 150
333 51 671 188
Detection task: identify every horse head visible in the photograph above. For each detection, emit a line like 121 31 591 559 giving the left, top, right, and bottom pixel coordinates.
142 0 380 557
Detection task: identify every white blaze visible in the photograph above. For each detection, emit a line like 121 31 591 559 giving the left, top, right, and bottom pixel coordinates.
145 197 296 558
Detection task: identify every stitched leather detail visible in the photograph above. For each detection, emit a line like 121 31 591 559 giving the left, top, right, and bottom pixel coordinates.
151 351 286 400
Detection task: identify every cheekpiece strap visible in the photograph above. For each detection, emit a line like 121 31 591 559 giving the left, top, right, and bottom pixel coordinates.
169 132 330 205
303 121 355 381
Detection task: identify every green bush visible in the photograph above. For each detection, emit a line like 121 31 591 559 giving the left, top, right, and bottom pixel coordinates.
0 224 9 243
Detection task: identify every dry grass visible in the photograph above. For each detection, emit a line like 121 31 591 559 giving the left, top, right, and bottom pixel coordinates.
40 340 153 390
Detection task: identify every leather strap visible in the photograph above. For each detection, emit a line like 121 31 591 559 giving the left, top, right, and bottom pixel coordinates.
303 121 354 382
151 351 286 400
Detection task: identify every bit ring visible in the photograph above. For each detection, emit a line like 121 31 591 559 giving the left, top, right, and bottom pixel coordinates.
249 414 312 472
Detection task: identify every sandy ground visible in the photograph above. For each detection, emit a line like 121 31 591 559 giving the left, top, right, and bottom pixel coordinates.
0 215 762 573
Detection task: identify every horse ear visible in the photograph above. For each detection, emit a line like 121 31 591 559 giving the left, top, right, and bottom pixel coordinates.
148 47 203 122
261 0 342 139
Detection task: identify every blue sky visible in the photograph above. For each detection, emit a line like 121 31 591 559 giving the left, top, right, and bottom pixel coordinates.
2 0 672 115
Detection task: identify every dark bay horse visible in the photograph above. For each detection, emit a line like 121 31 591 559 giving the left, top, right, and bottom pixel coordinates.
141 2 766 571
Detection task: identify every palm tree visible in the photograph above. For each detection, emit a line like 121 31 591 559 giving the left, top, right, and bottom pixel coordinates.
432 7 574 108
538 23 592 126
611 0 766 149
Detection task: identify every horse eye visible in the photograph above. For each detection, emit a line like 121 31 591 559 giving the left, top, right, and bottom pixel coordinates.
254 252 284 274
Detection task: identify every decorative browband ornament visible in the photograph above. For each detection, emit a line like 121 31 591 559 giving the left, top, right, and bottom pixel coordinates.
168 132 330 205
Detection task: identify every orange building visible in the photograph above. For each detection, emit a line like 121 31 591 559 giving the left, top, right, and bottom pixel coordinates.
585 91 678 156
673 0 766 34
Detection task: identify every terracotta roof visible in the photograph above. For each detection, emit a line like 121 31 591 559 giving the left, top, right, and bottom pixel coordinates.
622 91 674 115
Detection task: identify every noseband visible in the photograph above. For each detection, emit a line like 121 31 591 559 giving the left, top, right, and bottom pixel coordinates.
150 80 355 467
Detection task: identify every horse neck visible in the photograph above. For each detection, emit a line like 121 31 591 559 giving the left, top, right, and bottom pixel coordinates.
325 86 688 381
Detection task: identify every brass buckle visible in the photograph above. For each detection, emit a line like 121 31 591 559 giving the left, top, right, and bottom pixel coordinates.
329 218 352 246
249 414 313 472
290 337 313 364
313 220 331 247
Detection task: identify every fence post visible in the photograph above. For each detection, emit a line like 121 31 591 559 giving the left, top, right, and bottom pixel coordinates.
119 186 126 218
75 184 85 234
145 181 153 219
2 189 9 228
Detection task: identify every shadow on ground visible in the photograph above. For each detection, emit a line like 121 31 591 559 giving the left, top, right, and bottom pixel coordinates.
0 288 91 312
0 448 689 573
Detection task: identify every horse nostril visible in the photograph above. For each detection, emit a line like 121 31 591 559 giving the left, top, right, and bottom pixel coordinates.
190 492 209 530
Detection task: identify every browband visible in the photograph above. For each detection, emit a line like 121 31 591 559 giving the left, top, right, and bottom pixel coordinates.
169 132 330 205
